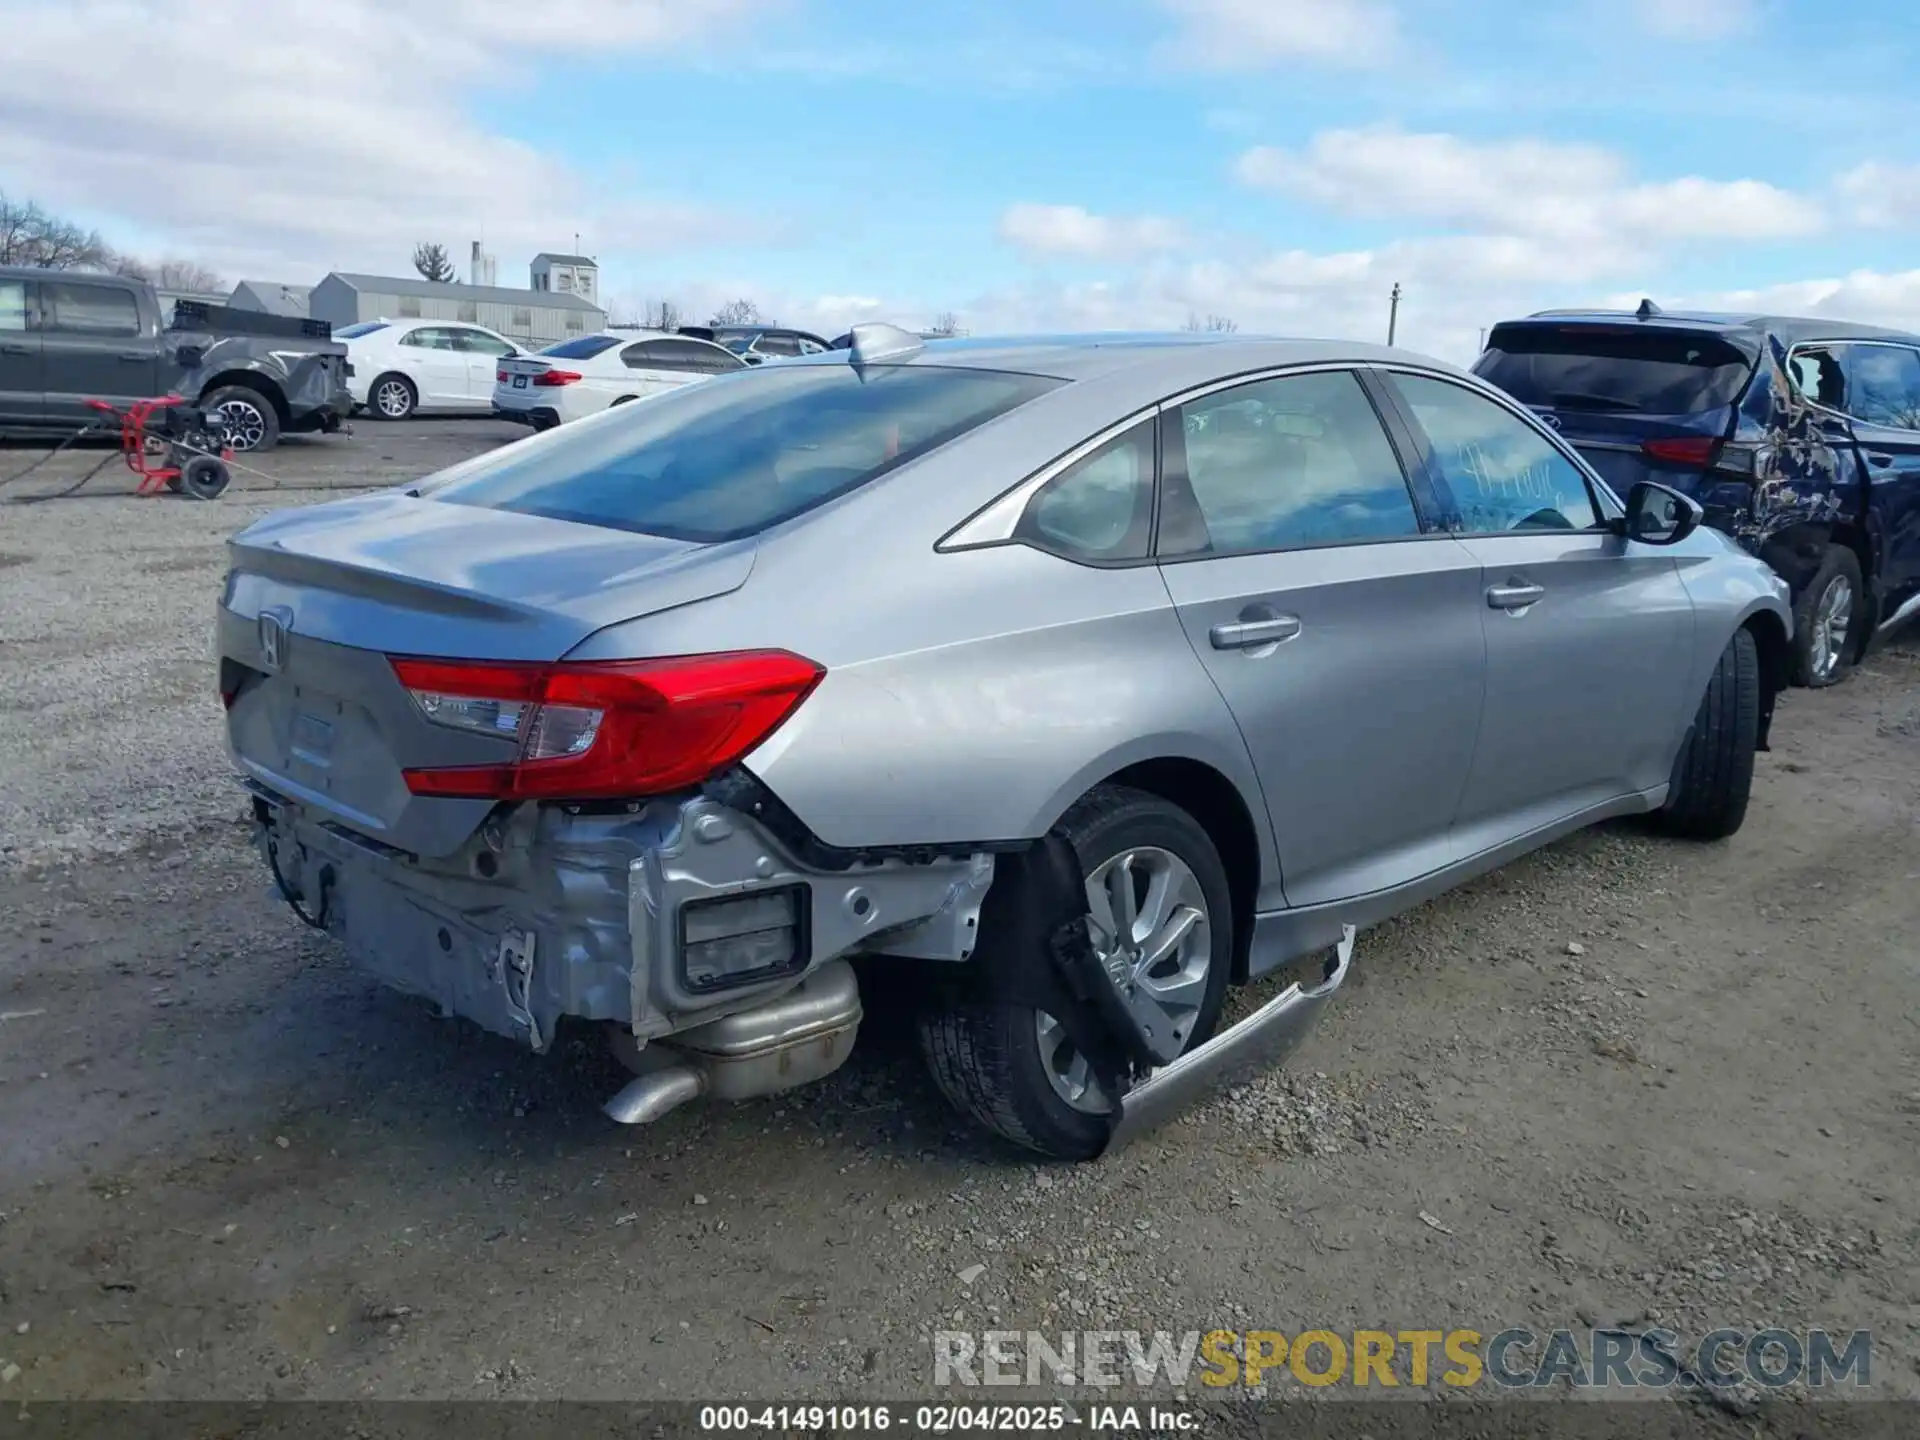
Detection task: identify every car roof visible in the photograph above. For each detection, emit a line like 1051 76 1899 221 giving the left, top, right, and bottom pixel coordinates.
784 331 1453 384
1504 308 1920 348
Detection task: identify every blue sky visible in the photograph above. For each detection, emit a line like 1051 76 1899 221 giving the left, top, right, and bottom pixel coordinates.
5 0 1919 359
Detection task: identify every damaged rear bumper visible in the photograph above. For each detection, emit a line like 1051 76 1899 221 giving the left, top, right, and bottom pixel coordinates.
245 782 993 1054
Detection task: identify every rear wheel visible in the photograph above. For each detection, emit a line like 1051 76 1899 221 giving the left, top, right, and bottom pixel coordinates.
202 386 280 453
1658 627 1759 840
371 374 417 421
1791 545 1861 688
918 786 1233 1160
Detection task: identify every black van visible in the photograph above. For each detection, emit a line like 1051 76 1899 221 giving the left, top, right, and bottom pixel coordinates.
1475 302 1920 687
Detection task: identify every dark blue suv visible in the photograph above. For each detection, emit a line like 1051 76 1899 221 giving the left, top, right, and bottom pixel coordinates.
1475 303 1920 687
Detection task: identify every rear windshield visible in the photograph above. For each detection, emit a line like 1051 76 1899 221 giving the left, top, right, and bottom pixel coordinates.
1475 325 1756 414
334 321 389 339
429 363 1063 542
539 334 620 359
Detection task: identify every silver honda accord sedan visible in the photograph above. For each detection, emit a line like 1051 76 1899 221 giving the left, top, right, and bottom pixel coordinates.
219 324 1793 1159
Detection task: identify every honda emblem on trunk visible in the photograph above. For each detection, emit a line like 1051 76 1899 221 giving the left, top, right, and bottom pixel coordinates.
258 607 293 673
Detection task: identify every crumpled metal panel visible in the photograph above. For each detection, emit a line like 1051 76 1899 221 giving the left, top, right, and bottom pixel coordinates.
1732 337 1853 548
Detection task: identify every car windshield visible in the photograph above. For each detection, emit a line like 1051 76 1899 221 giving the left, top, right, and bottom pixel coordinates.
429 363 1062 542
539 334 621 359
334 321 389 339
1475 325 1756 414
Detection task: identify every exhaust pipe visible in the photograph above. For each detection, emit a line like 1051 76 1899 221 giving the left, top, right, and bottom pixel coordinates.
605 1065 706 1125
603 960 862 1125
1104 924 1354 1153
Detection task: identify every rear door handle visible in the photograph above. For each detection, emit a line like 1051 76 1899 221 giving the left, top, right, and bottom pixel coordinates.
1867 452 1895 468
1487 582 1546 611
1209 616 1302 649
0 343 31 355
117 351 148 362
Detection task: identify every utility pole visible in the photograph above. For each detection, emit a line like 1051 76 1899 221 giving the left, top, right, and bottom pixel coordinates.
1478 326 1488 352
1387 282 1402 346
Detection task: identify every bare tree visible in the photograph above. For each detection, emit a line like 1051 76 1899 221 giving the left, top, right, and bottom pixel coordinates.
1183 312 1238 333
111 254 224 292
709 298 766 327
926 311 961 337
0 191 110 269
412 242 455 284
644 299 684 331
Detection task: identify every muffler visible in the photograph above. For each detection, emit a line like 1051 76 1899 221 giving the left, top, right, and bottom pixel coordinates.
1104 924 1354 1153
604 959 862 1125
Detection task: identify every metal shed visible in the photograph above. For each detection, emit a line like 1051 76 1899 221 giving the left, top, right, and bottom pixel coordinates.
230 281 313 318
310 272 606 347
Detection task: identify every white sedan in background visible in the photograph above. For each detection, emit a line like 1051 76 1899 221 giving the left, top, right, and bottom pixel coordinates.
492 331 748 429
338 320 524 420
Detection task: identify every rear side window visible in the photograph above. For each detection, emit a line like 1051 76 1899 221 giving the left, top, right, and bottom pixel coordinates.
540 334 620 360
41 281 140 337
0 282 24 333
430 363 1062 542
1475 325 1755 414
1160 371 1423 557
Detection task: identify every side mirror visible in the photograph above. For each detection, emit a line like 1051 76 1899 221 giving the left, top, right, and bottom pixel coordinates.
1620 481 1703 546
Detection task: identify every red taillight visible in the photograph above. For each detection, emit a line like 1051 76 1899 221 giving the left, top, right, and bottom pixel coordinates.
391 651 824 801
1641 436 1717 467
532 369 582 387
497 369 510 383
220 685 239 710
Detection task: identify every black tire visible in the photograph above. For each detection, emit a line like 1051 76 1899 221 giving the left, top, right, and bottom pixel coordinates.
918 785 1234 1160
369 373 417 421
1789 545 1862 688
178 454 230 501
610 394 637 406
1658 627 1759 841
201 385 280 454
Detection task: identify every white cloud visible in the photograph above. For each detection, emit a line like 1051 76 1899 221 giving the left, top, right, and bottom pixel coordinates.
1236 125 1824 248
0 0 775 285
1836 161 1920 229
1681 269 1920 332
997 204 1189 261
1629 0 1756 40
1156 0 1398 69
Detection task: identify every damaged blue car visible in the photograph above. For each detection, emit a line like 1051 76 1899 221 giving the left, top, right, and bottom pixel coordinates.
1475 303 1920 686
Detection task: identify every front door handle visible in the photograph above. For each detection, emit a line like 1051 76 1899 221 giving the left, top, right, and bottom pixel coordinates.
1210 615 1302 649
1487 582 1545 611
1867 452 1895 468
117 351 148 362
0 343 31 356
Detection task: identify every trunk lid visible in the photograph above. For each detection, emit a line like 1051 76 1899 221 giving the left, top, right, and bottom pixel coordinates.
221 492 755 856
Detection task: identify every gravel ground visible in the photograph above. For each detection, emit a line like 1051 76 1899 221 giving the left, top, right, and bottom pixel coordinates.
0 420 1917 1422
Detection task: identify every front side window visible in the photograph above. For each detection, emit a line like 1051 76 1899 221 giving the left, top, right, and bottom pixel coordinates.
41 282 139 337
1014 420 1155 563
1393 373 1600 533
429 363 1061 542
1839 344 1920 430
1161 370 1422 557
455 331 515 357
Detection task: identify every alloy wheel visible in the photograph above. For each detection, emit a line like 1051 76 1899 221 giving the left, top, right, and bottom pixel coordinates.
216 398 267 451
1810 573 1854 682
376 380 412 418
1034 845 1212 1114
